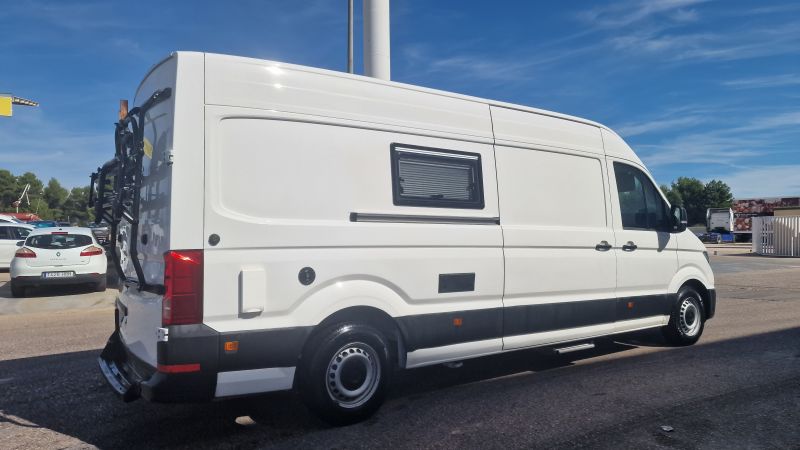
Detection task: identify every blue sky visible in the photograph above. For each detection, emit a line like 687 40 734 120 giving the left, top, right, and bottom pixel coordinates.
0 0 798 197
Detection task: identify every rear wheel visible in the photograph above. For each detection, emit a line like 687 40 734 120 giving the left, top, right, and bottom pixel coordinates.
298 323 390 426
10 281 25 298
662 287 705 346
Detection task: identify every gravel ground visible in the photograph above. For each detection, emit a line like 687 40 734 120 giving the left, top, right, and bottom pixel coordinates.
0 250 798 449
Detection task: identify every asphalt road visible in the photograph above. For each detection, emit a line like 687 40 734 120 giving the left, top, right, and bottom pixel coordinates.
1 250 799 449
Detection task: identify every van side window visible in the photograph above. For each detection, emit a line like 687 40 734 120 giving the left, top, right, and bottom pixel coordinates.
390 144 484 209
613 162 668 230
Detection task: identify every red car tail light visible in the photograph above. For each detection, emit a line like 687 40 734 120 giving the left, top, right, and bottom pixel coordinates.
15 247 36 258
162 250 203 326
80 245 104 256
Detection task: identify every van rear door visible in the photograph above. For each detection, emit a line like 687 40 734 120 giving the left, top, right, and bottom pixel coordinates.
113 56 178 368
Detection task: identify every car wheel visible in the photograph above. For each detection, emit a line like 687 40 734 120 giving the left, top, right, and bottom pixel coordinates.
662 287 705 346
298 323 391 426
95 277 107 292
10 281 25 298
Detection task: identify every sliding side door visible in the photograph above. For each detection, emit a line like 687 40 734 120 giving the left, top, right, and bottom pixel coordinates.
496 145 617 349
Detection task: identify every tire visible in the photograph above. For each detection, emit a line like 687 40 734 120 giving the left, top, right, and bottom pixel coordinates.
298 323 391 426
10 281 25 298
95 277 107 292
662 287 705 346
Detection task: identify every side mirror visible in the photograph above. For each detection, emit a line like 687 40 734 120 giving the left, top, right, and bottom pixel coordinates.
671 205 688 233
16 241 24 247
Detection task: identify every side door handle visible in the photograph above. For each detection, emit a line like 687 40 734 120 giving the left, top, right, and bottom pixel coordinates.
595 240 612 251
622 241 638 251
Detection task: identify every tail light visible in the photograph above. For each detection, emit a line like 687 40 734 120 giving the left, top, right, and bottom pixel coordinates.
15 247 36 258
80 245 104 256
162 250 203 326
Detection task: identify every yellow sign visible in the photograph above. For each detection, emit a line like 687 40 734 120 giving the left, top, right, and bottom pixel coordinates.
143 137 153 158
0 96 12 117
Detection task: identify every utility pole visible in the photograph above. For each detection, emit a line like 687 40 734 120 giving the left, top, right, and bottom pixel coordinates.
347 0 354 73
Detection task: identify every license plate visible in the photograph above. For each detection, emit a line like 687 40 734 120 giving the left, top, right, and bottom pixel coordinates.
42 271 76 279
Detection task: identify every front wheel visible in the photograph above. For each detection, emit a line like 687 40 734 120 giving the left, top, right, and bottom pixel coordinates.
662 287 705 346
298 323 391 426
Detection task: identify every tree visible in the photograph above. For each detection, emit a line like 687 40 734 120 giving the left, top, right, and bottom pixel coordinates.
670 177 707 225
43 178 69 218
62 186 93 224
15 171 46 215
660 184 683 207
0 169 20 209
704 179 733 208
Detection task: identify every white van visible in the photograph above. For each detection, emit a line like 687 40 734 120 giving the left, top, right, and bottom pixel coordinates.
95 52 715 425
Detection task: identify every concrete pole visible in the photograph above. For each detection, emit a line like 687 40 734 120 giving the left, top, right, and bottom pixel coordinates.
363 0 390 80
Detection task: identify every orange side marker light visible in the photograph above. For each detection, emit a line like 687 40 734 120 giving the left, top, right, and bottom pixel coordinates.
224 341 239 353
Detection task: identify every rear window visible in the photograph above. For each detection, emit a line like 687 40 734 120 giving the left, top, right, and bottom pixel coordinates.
26 233 93 249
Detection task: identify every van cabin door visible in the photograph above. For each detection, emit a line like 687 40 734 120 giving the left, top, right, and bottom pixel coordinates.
607 160 678 332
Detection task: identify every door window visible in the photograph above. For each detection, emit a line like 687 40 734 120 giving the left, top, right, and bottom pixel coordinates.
613 162 669 230
0 228 14 240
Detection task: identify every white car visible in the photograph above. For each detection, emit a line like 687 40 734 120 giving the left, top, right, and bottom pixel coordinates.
0 223 34 269
10 227 107 297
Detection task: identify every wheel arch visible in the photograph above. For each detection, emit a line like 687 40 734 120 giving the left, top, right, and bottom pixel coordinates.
678 278 713 320
299 305 408 372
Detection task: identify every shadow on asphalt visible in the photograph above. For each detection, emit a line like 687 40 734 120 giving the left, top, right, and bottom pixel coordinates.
1 325 770 449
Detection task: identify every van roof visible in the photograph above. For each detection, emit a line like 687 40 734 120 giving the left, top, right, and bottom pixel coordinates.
144 51 609 131
139 52 641 166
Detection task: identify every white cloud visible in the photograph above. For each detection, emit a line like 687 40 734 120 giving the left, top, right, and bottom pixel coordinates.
715 165 800 198
723 74 800 89
0 109 109 188
615 115 707 137
631 111 800 167
577 0 708 28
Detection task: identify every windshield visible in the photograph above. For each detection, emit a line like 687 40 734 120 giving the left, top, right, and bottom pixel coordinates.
26 233 93 249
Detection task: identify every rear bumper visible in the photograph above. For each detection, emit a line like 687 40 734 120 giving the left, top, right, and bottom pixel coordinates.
13 272 104 287
98 327 218 403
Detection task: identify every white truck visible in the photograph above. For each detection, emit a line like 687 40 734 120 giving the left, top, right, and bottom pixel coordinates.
707 208 734 233
94 52 716 425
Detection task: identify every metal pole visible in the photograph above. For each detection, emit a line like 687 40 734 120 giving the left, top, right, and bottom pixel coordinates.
363 0 390 80
347 0 354 73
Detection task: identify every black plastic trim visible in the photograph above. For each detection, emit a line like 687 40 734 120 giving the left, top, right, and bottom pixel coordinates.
12 273 104 287
350 212 499 225
706 288 716 319
217 327 313 371
438 273 476 293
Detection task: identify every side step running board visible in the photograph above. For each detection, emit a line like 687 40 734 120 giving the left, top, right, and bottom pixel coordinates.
553 342 595 355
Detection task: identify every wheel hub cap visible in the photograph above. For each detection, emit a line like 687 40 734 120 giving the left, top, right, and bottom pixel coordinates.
679 298 701 337
326 343 380 408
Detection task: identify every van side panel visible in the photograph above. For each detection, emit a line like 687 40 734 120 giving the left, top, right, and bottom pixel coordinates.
202 106 504 387
204 53 493 143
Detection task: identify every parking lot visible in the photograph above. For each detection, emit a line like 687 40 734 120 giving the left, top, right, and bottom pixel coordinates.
1 247 798 449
